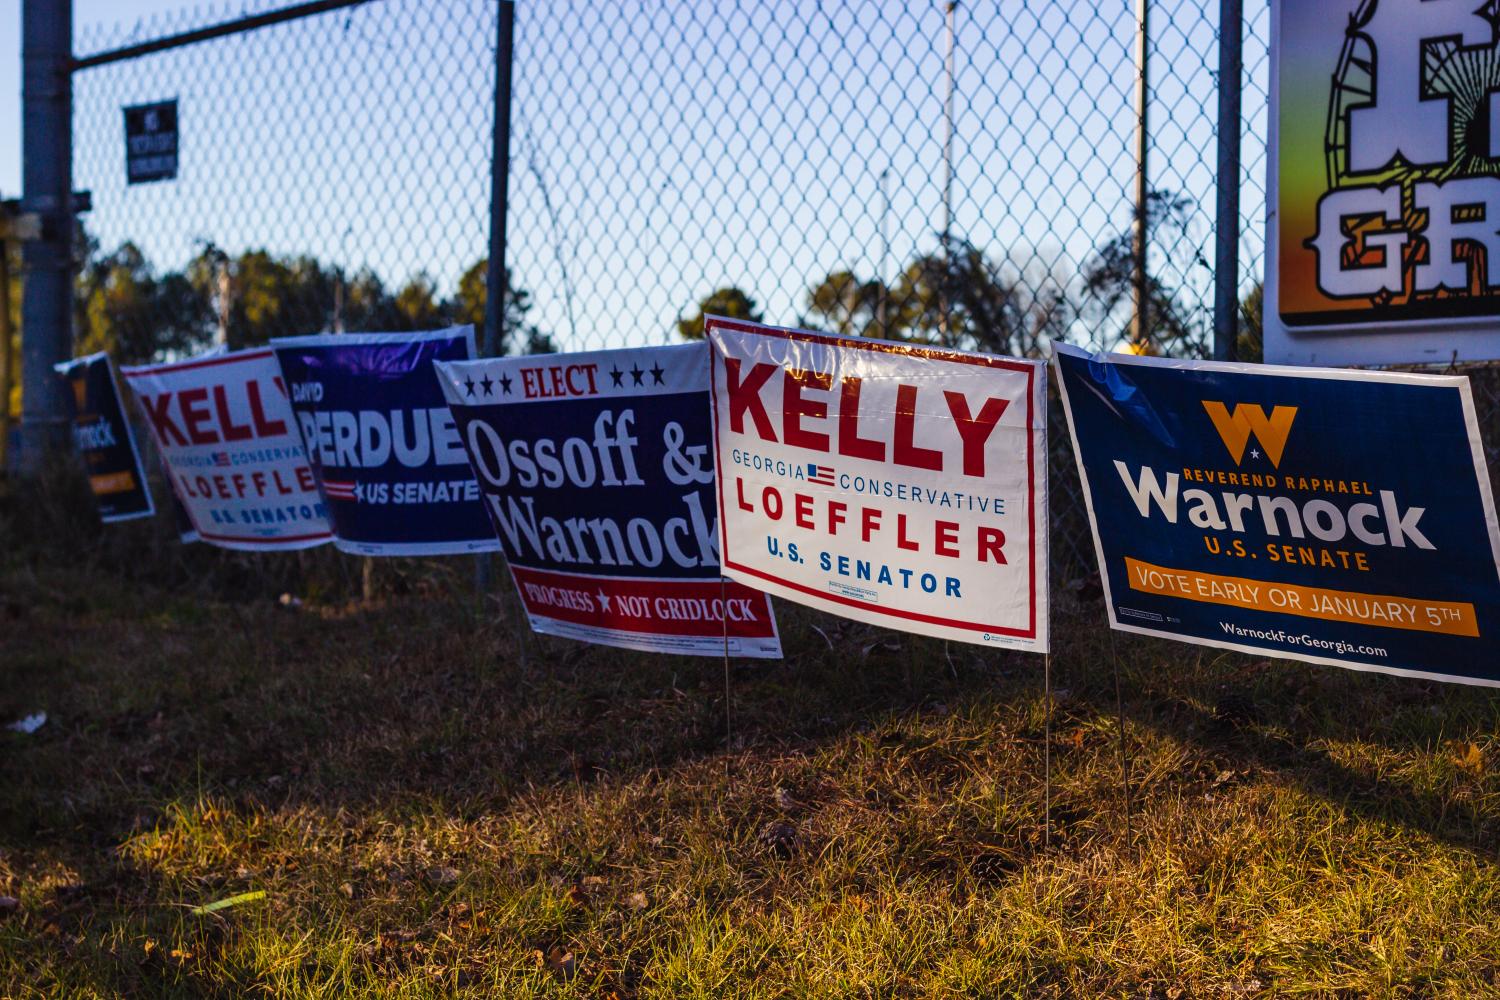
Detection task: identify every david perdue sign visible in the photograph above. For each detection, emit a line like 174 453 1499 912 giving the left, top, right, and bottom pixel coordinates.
707 317 1048 651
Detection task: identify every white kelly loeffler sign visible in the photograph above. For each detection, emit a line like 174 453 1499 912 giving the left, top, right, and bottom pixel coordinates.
706 317 1048 650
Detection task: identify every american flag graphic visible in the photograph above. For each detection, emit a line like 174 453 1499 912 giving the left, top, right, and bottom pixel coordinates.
807 463 835 486
211 451 231 468
322 478 356 501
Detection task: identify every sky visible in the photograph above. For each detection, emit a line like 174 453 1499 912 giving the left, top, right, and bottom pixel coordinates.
2 0 1274 354
2 0 166 195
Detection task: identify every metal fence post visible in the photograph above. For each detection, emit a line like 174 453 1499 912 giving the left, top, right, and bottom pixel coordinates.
1213 0 1243 363
484 0 515 360
1131 0 1149 351
18 0 73 475
476 0 515 599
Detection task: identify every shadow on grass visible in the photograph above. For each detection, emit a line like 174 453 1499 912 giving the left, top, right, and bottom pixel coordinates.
5 565 1497 861
1045 616 1500 858
5 566 1500 997
0 574 1038 844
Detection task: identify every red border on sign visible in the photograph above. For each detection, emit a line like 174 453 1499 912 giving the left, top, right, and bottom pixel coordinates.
194 529 331 545
706 317 1038 639
120 349 276 378
123 350 329 546
508 564 780 639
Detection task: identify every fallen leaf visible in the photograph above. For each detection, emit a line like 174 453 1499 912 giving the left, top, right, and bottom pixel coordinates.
625 891 649 910
757 820 798 858
339 882 355 899
189 890 266 916
773 787 797 811
426 866 460 886
545 947 576 980
1458 743 1486 775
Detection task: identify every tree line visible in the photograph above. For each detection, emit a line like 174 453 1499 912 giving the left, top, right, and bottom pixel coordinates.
679 189 1263 362
0 186 1264 447
71 232 554 365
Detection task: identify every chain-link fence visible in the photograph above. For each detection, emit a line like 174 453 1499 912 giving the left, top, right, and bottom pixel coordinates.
61 0 1497 583
509 0 1268 360
72 1 501 358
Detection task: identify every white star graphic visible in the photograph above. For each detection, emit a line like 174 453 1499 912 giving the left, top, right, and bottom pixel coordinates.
595 589 612 612
1250 447 1260 459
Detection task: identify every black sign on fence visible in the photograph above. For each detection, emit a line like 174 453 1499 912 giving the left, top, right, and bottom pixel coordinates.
123 100 178 184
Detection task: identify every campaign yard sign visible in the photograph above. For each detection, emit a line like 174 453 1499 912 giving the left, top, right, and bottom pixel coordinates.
122 348 332 550
1266 0 1500 364
272 327 499 556
1054 344 1500 686
54 353 155 523
435 343 782 658
706 317 1049 651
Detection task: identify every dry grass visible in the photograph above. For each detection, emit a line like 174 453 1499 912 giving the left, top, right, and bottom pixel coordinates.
2 489 1499 996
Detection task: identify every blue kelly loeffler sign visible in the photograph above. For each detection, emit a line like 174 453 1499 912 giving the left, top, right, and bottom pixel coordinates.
1054 344 1500 687
272 327 498 556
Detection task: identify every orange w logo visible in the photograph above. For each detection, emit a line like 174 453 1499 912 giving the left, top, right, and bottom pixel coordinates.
1201 401 1298 468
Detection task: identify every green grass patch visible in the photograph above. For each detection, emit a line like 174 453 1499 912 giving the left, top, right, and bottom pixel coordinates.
1 558 1498 997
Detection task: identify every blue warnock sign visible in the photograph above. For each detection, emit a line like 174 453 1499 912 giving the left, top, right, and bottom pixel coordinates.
1054 344 1500 687
55 352 155 523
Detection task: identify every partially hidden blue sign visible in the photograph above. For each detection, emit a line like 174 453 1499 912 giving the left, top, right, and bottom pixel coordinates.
272 327 499 556
434 343 782 658
1054 344 1500 686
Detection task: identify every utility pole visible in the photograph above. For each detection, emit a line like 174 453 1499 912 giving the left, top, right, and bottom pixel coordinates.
215 255 232 347
1213 0 1243 363
1132 0 1150 351
878 167 890 339
941 0 956 346
942 0 955 250
18 0 73 474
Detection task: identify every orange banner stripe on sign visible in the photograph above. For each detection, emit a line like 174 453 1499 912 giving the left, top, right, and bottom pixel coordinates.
89 471 138 496
1122 557 1479 638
